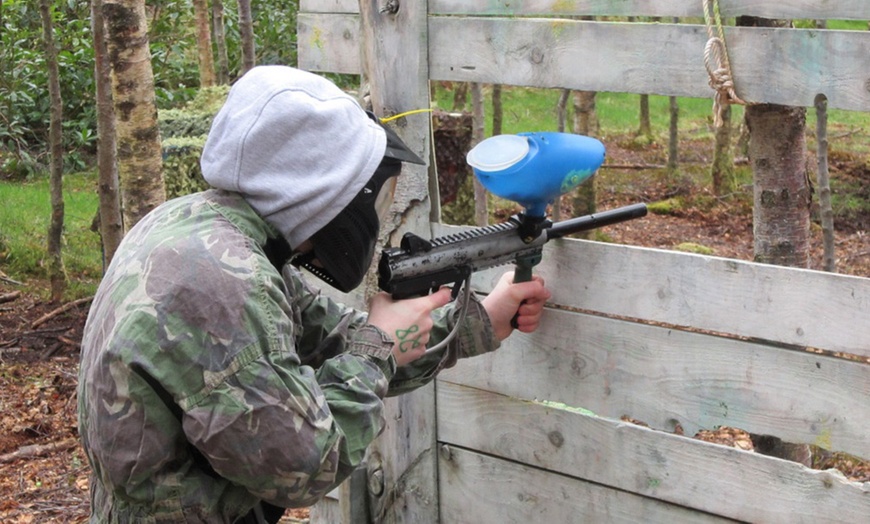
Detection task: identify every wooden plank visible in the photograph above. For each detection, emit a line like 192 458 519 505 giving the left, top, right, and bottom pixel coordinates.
439 447 738 524
299 0 357 14
297 13 361 75
439 308 870 460
429 224 870 358
357 2 439 523
429 18 870 111
437 382 870 523
298 15 870 111
430 0 870 20
301 0 870 19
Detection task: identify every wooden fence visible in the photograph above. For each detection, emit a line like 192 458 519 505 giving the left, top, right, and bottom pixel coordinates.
297 2 870 522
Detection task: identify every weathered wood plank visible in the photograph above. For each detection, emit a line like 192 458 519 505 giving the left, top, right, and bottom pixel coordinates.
437 382 870 523
357 2 439 523
299 0 357 14
439 447 738 524
429 224 870 358
439 308 870 460
302 0 870 19
298 15 870 112
429 18 870 111
430 0 870 20
297 13 360 75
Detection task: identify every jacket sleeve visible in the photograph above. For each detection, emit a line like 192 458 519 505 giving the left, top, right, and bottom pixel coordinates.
281 265 500 396
180 263 396 508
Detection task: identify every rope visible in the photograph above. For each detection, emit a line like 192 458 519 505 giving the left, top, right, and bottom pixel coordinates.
702 0 746 127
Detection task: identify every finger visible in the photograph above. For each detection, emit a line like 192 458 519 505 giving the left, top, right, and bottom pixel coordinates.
513 281 551 303
426 286 454 309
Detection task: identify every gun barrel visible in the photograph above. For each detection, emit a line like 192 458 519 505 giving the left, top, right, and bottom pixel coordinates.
548 203 648 239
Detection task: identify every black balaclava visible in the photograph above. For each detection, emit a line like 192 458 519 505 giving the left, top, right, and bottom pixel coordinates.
292 115 425 292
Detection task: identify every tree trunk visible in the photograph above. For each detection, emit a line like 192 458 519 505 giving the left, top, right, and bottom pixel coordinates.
815 94 835 272
103 0 166 230
192 0 216 87
667 95 679 175
471 83 488 226
452 82 468 111
740 15 813 467
39 0 67 302
574 91 599 138
91 0 124 269
552 89 571 221
740 17 810 268
748 105 810 266
556 89 570 133
491 84 503 136
238 0 256 75
638 94 651 138
570 90 597 235
711 104 735 196
212 0 229 84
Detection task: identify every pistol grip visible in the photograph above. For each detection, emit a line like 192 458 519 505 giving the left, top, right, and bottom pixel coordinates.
511 256 536 328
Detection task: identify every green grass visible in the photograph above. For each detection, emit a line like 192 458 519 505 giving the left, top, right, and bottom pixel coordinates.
0 170 102 299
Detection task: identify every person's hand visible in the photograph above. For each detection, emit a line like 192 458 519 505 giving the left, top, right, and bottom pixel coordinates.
367 288 453 366
482 271 551 342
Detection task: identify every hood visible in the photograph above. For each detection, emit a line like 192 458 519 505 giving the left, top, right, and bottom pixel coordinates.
201 65 387 249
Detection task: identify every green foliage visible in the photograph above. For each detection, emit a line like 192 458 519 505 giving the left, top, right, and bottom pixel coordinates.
159 85 229 198
1 0 95 175
162 136 210 199
0 0 299 178
647 198 684 215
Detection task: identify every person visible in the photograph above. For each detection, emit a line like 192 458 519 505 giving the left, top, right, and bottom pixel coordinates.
77 65 551 523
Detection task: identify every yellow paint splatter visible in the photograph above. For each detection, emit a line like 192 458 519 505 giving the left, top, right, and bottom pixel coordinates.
815 427 832 450
310 26 324 50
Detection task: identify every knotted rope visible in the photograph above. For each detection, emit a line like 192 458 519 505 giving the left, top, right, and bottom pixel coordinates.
703 0 746 127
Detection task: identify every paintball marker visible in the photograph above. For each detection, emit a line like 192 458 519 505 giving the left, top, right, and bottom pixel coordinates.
379 131 647 297
377 132 647 350
378 201 647 300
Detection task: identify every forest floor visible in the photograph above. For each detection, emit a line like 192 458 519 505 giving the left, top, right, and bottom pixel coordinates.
1 134 868 522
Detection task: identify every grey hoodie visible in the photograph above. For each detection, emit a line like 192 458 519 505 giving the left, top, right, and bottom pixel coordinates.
201 65 387 249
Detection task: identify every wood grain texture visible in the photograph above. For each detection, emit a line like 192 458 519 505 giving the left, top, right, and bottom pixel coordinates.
440 307 870 460
429 18 870 111
430 0 870 20
299 14 870 111
358 2 439 522
305 0 870 19
439 447 738 524
430 224 870 358
437 382 870 523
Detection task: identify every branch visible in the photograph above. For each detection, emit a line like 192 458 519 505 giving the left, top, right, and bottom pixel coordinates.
0 291 21 304
601 163 666 170
30 297 93 329
0 438 78 464
0 270 24 286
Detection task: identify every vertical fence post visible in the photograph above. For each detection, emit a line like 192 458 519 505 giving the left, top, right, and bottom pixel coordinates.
359 1 439 523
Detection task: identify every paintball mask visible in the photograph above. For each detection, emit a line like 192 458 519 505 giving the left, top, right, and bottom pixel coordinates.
293 115 425 292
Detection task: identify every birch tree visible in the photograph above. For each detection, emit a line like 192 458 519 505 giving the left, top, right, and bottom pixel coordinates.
740 15 813 467
102 0 166 230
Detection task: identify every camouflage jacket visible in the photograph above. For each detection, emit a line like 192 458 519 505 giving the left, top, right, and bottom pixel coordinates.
77 190 498 523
